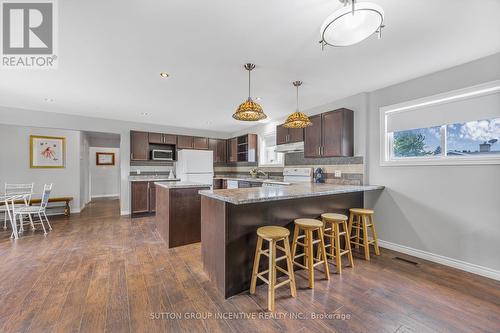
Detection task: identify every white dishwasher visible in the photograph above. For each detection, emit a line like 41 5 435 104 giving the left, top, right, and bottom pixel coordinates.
226 180 239 189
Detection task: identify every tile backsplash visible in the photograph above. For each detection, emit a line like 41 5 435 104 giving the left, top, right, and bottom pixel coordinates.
214 153 364 185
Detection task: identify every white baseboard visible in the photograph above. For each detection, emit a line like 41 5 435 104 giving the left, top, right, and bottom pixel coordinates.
377 239 500 281
120 210 130 216
91 194 120 199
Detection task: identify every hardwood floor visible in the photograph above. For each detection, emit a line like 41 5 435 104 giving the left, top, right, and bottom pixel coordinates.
0 198 499 333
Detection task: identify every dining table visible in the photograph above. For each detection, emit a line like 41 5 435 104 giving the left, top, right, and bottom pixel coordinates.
1 193 32 239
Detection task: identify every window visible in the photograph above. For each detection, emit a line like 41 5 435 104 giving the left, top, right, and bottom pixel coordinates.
380 80 500 165
259 132 284 166
392 126 442 158
447 118 500 157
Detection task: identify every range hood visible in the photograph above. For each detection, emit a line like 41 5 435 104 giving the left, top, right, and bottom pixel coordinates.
275 141 304 153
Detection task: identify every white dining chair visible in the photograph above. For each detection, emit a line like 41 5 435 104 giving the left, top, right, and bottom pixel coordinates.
1 183 34 230
13 184 53 235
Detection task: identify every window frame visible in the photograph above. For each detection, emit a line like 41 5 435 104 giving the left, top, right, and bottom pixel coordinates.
380 80 500 166
258 131 285 167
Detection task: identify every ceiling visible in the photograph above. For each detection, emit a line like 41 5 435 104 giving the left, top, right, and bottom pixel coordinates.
1 0 499 133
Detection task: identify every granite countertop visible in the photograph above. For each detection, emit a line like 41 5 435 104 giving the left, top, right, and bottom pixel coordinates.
214 176 290 185
199 183 384 205
155 181 212 189
129 176 180 182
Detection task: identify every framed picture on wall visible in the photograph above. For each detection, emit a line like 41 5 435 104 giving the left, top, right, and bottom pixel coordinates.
30 135 66 168
96 152 115 166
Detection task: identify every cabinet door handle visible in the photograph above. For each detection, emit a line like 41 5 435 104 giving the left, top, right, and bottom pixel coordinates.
318 147 321 156
130 153 133 159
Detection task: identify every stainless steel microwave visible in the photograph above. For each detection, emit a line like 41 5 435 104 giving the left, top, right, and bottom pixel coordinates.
152 149 174 161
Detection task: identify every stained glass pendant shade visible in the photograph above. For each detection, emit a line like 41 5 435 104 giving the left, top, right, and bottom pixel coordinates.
283 81 312 128
233 63 267 121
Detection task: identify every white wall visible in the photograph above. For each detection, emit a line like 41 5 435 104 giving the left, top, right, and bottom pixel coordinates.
90 147 120 198
0 124 82 212
0 108 228 215
365 53 500 277
79 132 90 210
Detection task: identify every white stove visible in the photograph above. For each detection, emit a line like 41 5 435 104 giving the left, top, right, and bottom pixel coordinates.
283 167 313 183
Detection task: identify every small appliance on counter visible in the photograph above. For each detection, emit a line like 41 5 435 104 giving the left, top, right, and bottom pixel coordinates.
314 168 325 183
168 170 175 179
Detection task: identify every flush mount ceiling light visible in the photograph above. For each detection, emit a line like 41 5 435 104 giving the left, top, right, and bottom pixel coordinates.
320 0 385 48
159 72 170 78
284 81 312 128
233 63 267 122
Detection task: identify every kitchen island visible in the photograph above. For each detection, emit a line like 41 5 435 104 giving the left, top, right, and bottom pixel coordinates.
155 181 211 248
199 183 384 298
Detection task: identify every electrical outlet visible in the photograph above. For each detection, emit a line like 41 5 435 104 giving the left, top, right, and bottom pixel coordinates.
334 170 342 178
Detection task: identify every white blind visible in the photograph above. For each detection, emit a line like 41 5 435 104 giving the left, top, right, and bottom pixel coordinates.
387 90 500 132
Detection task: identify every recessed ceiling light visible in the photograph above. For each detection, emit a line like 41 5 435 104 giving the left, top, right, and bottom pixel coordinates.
140 112 150 116
255 97 262 101
44 97 54 102
159 72 170 78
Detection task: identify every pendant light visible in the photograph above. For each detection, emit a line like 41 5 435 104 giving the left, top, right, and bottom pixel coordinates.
320 0 385 48
233 63 267 121
283 81 312 128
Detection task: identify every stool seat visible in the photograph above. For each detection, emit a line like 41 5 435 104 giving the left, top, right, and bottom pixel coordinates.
294 218 323 229
257 226 290 239
349 208 374 215
321 213 348 222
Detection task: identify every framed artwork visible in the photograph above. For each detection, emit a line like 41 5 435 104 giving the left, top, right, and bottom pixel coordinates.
96 152 115 166
30 135 66 168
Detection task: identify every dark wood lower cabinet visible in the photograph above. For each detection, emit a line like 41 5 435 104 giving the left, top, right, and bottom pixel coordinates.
131 181 156 216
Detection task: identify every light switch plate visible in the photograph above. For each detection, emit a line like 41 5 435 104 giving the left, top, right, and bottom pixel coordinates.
334 170 342 178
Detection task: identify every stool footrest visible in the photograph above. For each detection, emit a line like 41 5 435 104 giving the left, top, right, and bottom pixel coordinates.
293 253 305 259
274 279 291 289
276 265 290 276
293 261 308 270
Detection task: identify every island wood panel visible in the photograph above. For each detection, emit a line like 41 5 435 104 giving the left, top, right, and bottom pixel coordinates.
156 186 210 248
155 184 170 245
201 196 227 294
201 192 363 298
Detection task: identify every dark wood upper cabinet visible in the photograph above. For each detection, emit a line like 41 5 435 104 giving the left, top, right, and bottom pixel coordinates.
193 137 209 150
228 138 238 162
130 131 149 161
163 134 177 145
304 108 353 158
276 124 288 145
246 134 258 162
288 127 304 143
149 133 177 145
209 138 227 163
322 110 343 157
276 124 304 145
177 135 194 149
148 132 163 144
304 115 322 158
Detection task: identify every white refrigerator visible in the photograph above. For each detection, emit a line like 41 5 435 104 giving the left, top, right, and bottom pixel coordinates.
176 150 214 185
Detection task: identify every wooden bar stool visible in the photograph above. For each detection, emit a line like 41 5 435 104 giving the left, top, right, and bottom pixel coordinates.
250 226 296 311
317 213 354 273
291 219 329 289
348 208 380 260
